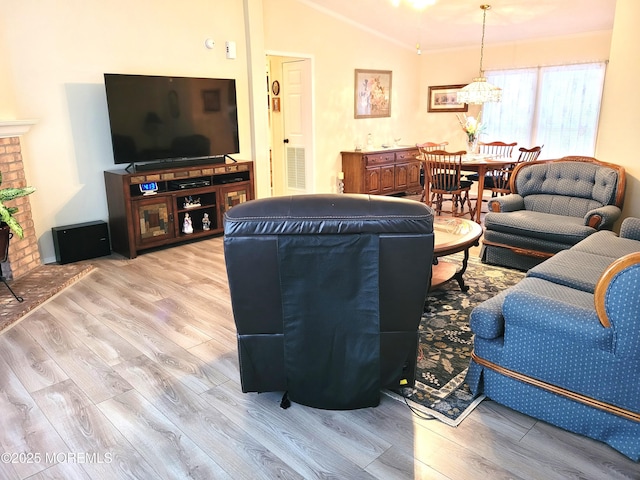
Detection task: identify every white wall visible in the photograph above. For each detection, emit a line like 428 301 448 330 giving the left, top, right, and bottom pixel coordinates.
262 0 424 194
0 0 253 262
596 0 640 222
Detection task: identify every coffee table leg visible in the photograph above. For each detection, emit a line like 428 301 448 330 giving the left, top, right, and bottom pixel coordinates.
453 248 471 292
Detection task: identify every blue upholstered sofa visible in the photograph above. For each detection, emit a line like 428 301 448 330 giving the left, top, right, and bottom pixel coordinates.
482 156 626 270
468 217 640 460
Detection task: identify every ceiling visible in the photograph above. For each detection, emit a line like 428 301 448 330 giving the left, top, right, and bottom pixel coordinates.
299 0 617 52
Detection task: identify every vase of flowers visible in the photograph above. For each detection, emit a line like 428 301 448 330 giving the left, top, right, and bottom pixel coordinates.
457 112 484 154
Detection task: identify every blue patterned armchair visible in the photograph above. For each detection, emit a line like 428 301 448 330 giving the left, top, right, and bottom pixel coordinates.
468 217 640 460
482 156 626 270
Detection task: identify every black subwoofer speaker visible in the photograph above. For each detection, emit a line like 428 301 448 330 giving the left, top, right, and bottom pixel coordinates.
52 221 111 264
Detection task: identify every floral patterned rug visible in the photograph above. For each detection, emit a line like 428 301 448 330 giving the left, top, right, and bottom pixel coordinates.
385 253 525 426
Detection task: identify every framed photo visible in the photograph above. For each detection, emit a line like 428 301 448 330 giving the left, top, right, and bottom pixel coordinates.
272 97 281 112
354 69 392 118
427 84 468 113
202 89 221 112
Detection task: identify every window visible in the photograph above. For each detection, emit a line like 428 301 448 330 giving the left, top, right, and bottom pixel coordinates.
482 62 607 158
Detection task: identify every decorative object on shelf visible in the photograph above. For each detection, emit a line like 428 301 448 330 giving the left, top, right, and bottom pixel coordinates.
456 4 502 105
202 212 211 231
457 112 485 153
182 213 193 234
337 172 345 194
366 133 373 149
183 196 201 209
427 85 468 113
354 69 392 119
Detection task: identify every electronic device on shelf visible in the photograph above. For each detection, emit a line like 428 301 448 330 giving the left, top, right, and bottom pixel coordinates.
103 73 240 172
168 179 211 190
139 181 158 195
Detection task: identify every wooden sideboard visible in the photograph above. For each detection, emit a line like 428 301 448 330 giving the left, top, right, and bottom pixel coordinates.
341 146 422 195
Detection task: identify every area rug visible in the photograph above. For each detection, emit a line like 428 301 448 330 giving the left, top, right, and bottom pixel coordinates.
0 263 95 334
385 254 525 426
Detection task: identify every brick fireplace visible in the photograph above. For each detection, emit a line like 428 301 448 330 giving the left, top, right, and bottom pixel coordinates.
0 122 40 280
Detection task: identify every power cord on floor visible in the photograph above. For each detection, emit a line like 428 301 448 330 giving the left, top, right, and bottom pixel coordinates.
398 388 436 421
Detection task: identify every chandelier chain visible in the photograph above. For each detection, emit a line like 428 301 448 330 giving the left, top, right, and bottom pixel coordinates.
478 5 490 77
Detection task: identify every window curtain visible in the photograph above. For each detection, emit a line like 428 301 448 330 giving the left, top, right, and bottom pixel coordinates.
484 62 607 158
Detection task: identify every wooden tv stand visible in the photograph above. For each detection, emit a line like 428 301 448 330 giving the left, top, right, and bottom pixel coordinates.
104 161 254 258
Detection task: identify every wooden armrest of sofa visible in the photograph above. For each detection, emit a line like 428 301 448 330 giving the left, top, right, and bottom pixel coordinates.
595 251 640 328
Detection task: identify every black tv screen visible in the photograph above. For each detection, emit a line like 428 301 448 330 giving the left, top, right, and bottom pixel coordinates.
104 73 240 166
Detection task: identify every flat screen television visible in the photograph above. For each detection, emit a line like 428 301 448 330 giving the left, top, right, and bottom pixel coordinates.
104 73 239 170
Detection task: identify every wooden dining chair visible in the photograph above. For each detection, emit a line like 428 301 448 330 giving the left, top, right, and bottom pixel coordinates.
467 141 518 183
422 149 475 218
478 141 517 158
485 145 544 197
417 141 448 201
516 145 543 162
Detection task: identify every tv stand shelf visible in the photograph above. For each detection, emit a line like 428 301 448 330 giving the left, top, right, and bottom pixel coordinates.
104 161 254 258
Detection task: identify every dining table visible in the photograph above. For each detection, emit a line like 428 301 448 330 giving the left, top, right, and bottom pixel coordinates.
460 154 517 223
421 153 517 224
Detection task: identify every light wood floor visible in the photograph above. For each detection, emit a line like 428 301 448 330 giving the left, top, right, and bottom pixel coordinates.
0 235 638 479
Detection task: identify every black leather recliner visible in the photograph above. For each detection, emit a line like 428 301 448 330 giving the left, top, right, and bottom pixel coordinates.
223 194 434 409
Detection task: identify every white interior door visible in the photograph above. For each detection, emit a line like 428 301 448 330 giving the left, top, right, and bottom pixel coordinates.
281 59 313 195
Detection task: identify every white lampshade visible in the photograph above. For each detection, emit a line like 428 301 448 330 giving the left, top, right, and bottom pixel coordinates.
457 77 502 105
457 5 502 106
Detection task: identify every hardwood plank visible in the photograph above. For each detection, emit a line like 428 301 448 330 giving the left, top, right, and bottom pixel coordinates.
41 294 140 367
58 281 120 317
0 356 68 478
97 308 227 394
113 354 302 480
155 295 237 345
31 379 160 479
241 385 395 469
96 389 231 479
23 462 91 480
187 338 239 383
201 380 378 479
23 309 133 404
364 446 450 480
0 325 69 393
519 420 640 480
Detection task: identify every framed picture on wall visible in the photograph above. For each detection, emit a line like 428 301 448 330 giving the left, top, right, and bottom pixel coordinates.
354 69 392 119
427 84 468 113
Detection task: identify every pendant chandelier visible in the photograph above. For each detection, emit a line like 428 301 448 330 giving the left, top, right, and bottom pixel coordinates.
457 4 502 105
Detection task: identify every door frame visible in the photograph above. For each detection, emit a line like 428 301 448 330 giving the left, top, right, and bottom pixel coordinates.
266 51 315 196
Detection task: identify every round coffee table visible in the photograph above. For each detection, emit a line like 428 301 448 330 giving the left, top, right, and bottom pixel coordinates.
431 217 483 291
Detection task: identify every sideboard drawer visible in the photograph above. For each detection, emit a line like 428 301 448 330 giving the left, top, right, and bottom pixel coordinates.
395 149 419 161
364 153 395 165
